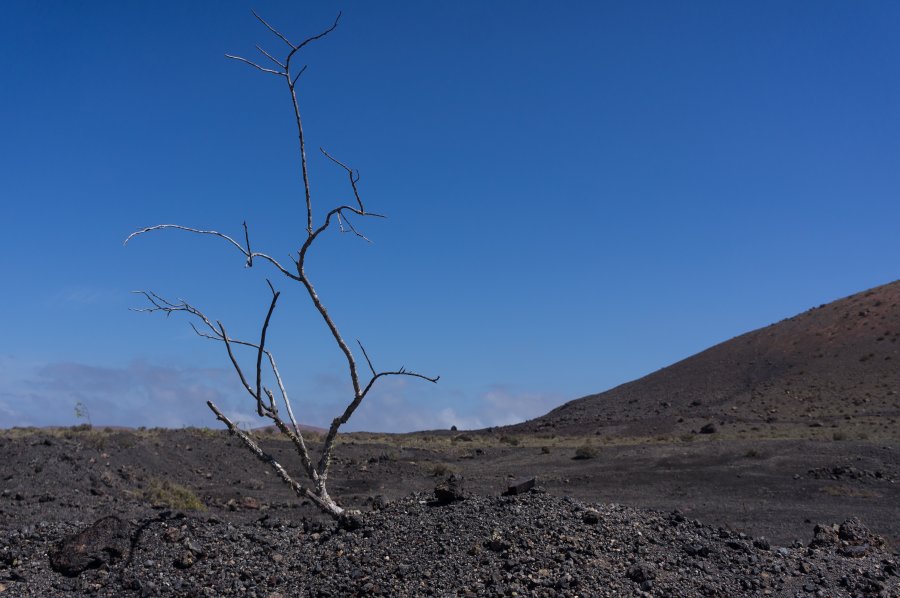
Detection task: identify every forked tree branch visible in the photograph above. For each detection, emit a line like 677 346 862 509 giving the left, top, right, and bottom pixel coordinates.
317 366 439 479
207 400 338 516
124 224 298 279
135 290 319 480
223 54 284 76
321 148 365 213
229 11 341 234
254 281 280 415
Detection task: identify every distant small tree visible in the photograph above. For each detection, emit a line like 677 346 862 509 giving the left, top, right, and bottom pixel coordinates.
73 401 92 428
125 12 438 520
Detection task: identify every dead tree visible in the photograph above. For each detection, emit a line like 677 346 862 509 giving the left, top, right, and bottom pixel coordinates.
125 12 438 520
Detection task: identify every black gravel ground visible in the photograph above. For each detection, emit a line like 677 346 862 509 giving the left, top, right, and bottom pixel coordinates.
3 489 898 597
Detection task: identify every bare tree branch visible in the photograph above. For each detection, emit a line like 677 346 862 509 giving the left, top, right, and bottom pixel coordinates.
287 12 342 58
255 282 280 416
317 366 439 479
125 224 299 281
208 400 340 517
339 213 372 243
301 206 384 260
335 212 372 243
133 288 319 481
291 64 308 87
287 70 314 234
283 11 340 234
225 54 285 77
256 44 285 69
218 321 259 406
131 291 218 335
288 204 387 406
251 10 295 49
125 224 245 251
357 340 376 378
321 148 365 212
243 221 253 267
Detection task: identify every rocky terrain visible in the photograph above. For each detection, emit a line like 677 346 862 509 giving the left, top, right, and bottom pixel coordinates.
1 280 899 596
0 426 898 596
4 486 899 597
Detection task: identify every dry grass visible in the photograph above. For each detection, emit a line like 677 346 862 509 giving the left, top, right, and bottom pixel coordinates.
142 478 206 511
429 463 455 477
820 484 881 499
2 415 896 453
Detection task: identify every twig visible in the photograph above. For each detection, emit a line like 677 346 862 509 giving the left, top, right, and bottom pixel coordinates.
321 148 365 212
243 221 252 267
291 64 308 87
256 44 285 69
357 340 376 377
125 224 299 281
225 54 285 77
255 283 281 416
251 10 295 49
218 321 256 403
289 12 341 57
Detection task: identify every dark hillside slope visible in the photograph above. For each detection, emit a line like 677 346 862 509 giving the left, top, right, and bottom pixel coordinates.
512 280 900 439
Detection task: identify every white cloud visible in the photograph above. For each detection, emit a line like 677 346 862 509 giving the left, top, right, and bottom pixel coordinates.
478 385 564 427
346 380 565 433
45 285 117 308
0 356 568 433
0 358 245 428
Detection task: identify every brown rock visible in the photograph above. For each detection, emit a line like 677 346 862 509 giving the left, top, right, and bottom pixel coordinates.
48 516 131 577
241 496 261 510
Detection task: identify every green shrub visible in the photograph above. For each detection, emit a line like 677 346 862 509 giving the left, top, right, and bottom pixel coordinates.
144 478 206 510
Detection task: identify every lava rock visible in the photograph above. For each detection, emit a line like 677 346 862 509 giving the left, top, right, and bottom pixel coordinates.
502 477 536 496
838 517 884 547
434 474 466 505
582 509 601 525
48 516 131 577
627 562 656 583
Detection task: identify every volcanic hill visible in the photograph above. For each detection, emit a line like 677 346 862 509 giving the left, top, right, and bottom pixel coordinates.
512 280 900 440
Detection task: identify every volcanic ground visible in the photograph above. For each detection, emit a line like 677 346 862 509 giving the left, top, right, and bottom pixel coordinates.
1 281 899 596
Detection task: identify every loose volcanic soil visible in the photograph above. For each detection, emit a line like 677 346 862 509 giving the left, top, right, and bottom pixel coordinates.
509 280 900 442
1 427 899 596
4 283 899 595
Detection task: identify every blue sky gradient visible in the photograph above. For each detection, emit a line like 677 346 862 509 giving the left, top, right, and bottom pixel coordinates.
2 1 898 431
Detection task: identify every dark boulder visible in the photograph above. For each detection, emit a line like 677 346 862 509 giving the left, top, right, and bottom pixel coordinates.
434 474 466 505
48 516 131 577
502 477 536 496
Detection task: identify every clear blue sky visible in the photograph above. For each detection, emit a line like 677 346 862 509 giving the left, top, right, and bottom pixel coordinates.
2 1 898 431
